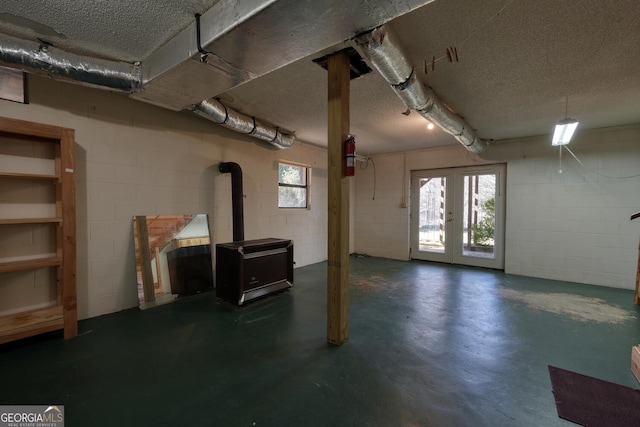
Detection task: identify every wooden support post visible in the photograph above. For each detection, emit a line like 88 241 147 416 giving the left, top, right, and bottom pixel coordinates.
634 238 640 305
632 212 640 304
327 52 350 345
61 128 77 339
135 216 156 303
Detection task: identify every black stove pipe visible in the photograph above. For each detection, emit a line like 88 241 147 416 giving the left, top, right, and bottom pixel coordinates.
219 162 244 242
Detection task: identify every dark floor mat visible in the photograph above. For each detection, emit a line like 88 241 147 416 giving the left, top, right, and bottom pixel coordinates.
548 365 640 426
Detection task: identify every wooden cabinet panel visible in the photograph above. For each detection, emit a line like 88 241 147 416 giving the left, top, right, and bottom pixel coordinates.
0 116 77 343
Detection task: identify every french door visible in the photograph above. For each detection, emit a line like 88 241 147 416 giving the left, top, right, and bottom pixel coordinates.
410 164 506 269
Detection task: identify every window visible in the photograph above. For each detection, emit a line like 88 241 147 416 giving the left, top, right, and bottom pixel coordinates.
278 161 309 208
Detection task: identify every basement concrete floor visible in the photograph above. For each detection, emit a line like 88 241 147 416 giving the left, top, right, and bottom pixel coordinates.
1 256 640 426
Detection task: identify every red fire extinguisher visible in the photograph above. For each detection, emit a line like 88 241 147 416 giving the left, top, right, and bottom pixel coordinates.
344 134 356 177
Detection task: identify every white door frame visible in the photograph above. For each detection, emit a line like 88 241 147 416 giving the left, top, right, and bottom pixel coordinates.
410 164 506 269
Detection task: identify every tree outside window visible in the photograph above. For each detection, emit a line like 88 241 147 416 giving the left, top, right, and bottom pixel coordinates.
278 162 309 208
472 197 495 246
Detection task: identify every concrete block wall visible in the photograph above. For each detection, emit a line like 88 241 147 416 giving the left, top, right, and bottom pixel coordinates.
354 125 640 290
493 126 640 288
354 146 496 260
1 75 327 319
354 154 411 260
212 136 328 267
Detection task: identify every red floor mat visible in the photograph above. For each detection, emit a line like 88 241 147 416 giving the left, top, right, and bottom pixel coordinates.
548 365 640 427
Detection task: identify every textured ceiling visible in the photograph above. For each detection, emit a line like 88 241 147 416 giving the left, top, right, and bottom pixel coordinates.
1 0 639 155
221 0 640 154
0 0 221 61
394 0 640 140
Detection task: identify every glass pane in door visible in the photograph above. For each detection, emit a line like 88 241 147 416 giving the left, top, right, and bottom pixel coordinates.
418 177 447 253
462 174 496 259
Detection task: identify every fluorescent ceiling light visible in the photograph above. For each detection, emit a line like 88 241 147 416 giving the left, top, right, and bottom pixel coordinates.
552 119 578 146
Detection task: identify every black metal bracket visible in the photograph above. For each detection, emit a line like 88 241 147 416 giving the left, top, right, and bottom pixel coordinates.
195 13 211 62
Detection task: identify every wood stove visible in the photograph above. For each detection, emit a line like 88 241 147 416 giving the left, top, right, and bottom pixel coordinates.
216 162 294 305
215 238 293 305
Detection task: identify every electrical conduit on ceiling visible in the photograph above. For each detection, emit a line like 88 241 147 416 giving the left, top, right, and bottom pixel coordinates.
0 34 296 149
355 25 488 154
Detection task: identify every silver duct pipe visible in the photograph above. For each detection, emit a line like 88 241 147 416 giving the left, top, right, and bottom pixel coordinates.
192 99 295 149
356 26 488 154
0 34 141 92
0 34 296 149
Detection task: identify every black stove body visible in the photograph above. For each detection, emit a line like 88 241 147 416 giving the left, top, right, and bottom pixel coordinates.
216 238 293 306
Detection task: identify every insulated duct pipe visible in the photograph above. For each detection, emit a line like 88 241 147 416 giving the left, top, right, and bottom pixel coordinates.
218 162 245 242
0 33 141 92
193 99 295 149
355 26 488 154
0 35 295 149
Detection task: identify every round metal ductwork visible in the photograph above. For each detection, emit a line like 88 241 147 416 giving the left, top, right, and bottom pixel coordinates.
356 25 488 154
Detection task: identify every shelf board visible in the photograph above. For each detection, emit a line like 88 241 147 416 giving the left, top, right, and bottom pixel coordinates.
1 115 77 343
0 257 62 273
0 217 62 225
0 171 59 180
0 305 64 344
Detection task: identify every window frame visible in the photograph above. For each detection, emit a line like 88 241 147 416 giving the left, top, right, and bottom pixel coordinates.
278 160 311 209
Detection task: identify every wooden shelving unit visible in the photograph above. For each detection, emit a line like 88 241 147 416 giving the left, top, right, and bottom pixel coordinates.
0 116 77 344
0 171 58 180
